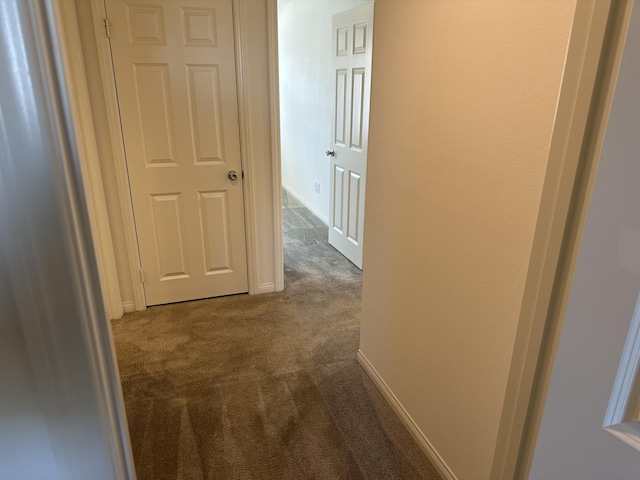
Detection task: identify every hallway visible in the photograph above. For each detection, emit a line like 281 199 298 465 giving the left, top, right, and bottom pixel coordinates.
110 192 439 479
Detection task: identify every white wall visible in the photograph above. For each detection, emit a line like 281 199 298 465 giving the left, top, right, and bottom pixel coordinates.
278 0 373 222
358 1 576 479
529 4 640 479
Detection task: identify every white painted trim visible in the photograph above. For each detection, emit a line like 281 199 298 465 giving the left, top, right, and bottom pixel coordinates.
232 0 258 295
254 282 277 294
233 0 282 295
267 0 285 292
54 1 123 321
122 301 136 314
282 183 329 225
491 2 625 479
357 350 458 480
89 0 146 311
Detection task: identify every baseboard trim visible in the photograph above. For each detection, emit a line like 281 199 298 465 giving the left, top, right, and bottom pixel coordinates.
357 350 458 480
122 301 135 314
282 183 329 225
253 282 279 294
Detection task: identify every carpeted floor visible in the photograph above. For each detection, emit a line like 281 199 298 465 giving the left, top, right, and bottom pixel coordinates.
111 190 441 480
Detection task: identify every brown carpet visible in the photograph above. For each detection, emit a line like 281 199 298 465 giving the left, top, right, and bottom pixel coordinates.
111 190 441 480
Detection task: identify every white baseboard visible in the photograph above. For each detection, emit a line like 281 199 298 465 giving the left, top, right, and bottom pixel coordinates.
252 282 280 294
357 350 458 480
122 301 136 314
282 183 329 225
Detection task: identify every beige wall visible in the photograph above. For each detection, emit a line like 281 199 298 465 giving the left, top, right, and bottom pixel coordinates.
359 1 576 479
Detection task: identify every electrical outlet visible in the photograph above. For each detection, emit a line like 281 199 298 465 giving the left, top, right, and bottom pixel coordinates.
313 181 320 193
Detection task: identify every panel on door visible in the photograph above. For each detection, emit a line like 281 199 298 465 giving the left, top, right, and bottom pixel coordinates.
106 0 248 305
328 4 374 270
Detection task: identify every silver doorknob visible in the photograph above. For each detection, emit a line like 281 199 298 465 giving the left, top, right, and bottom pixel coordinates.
326 150 335 157
228 170 238 181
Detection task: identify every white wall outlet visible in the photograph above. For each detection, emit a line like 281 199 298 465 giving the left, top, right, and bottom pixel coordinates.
314 181 320 193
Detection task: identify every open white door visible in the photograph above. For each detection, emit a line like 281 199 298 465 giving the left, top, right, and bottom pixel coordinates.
106 0 248 305
328 3 374 270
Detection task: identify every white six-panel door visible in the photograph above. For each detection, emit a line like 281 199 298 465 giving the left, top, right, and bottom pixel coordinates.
328 3 374 270
106 0 248 305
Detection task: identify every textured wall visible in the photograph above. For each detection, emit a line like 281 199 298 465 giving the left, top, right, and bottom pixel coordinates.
358 1 576 478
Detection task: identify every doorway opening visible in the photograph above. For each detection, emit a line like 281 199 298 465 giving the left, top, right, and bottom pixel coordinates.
278 0 374 273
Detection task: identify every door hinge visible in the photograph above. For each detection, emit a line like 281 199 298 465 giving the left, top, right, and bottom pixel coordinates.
139 268 145 284
104 18 111 38
242 170 245 179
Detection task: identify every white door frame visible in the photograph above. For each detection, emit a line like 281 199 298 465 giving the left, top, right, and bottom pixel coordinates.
75 0 282 312
490 1 632 478
54 0 124 321
232 0 284 297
